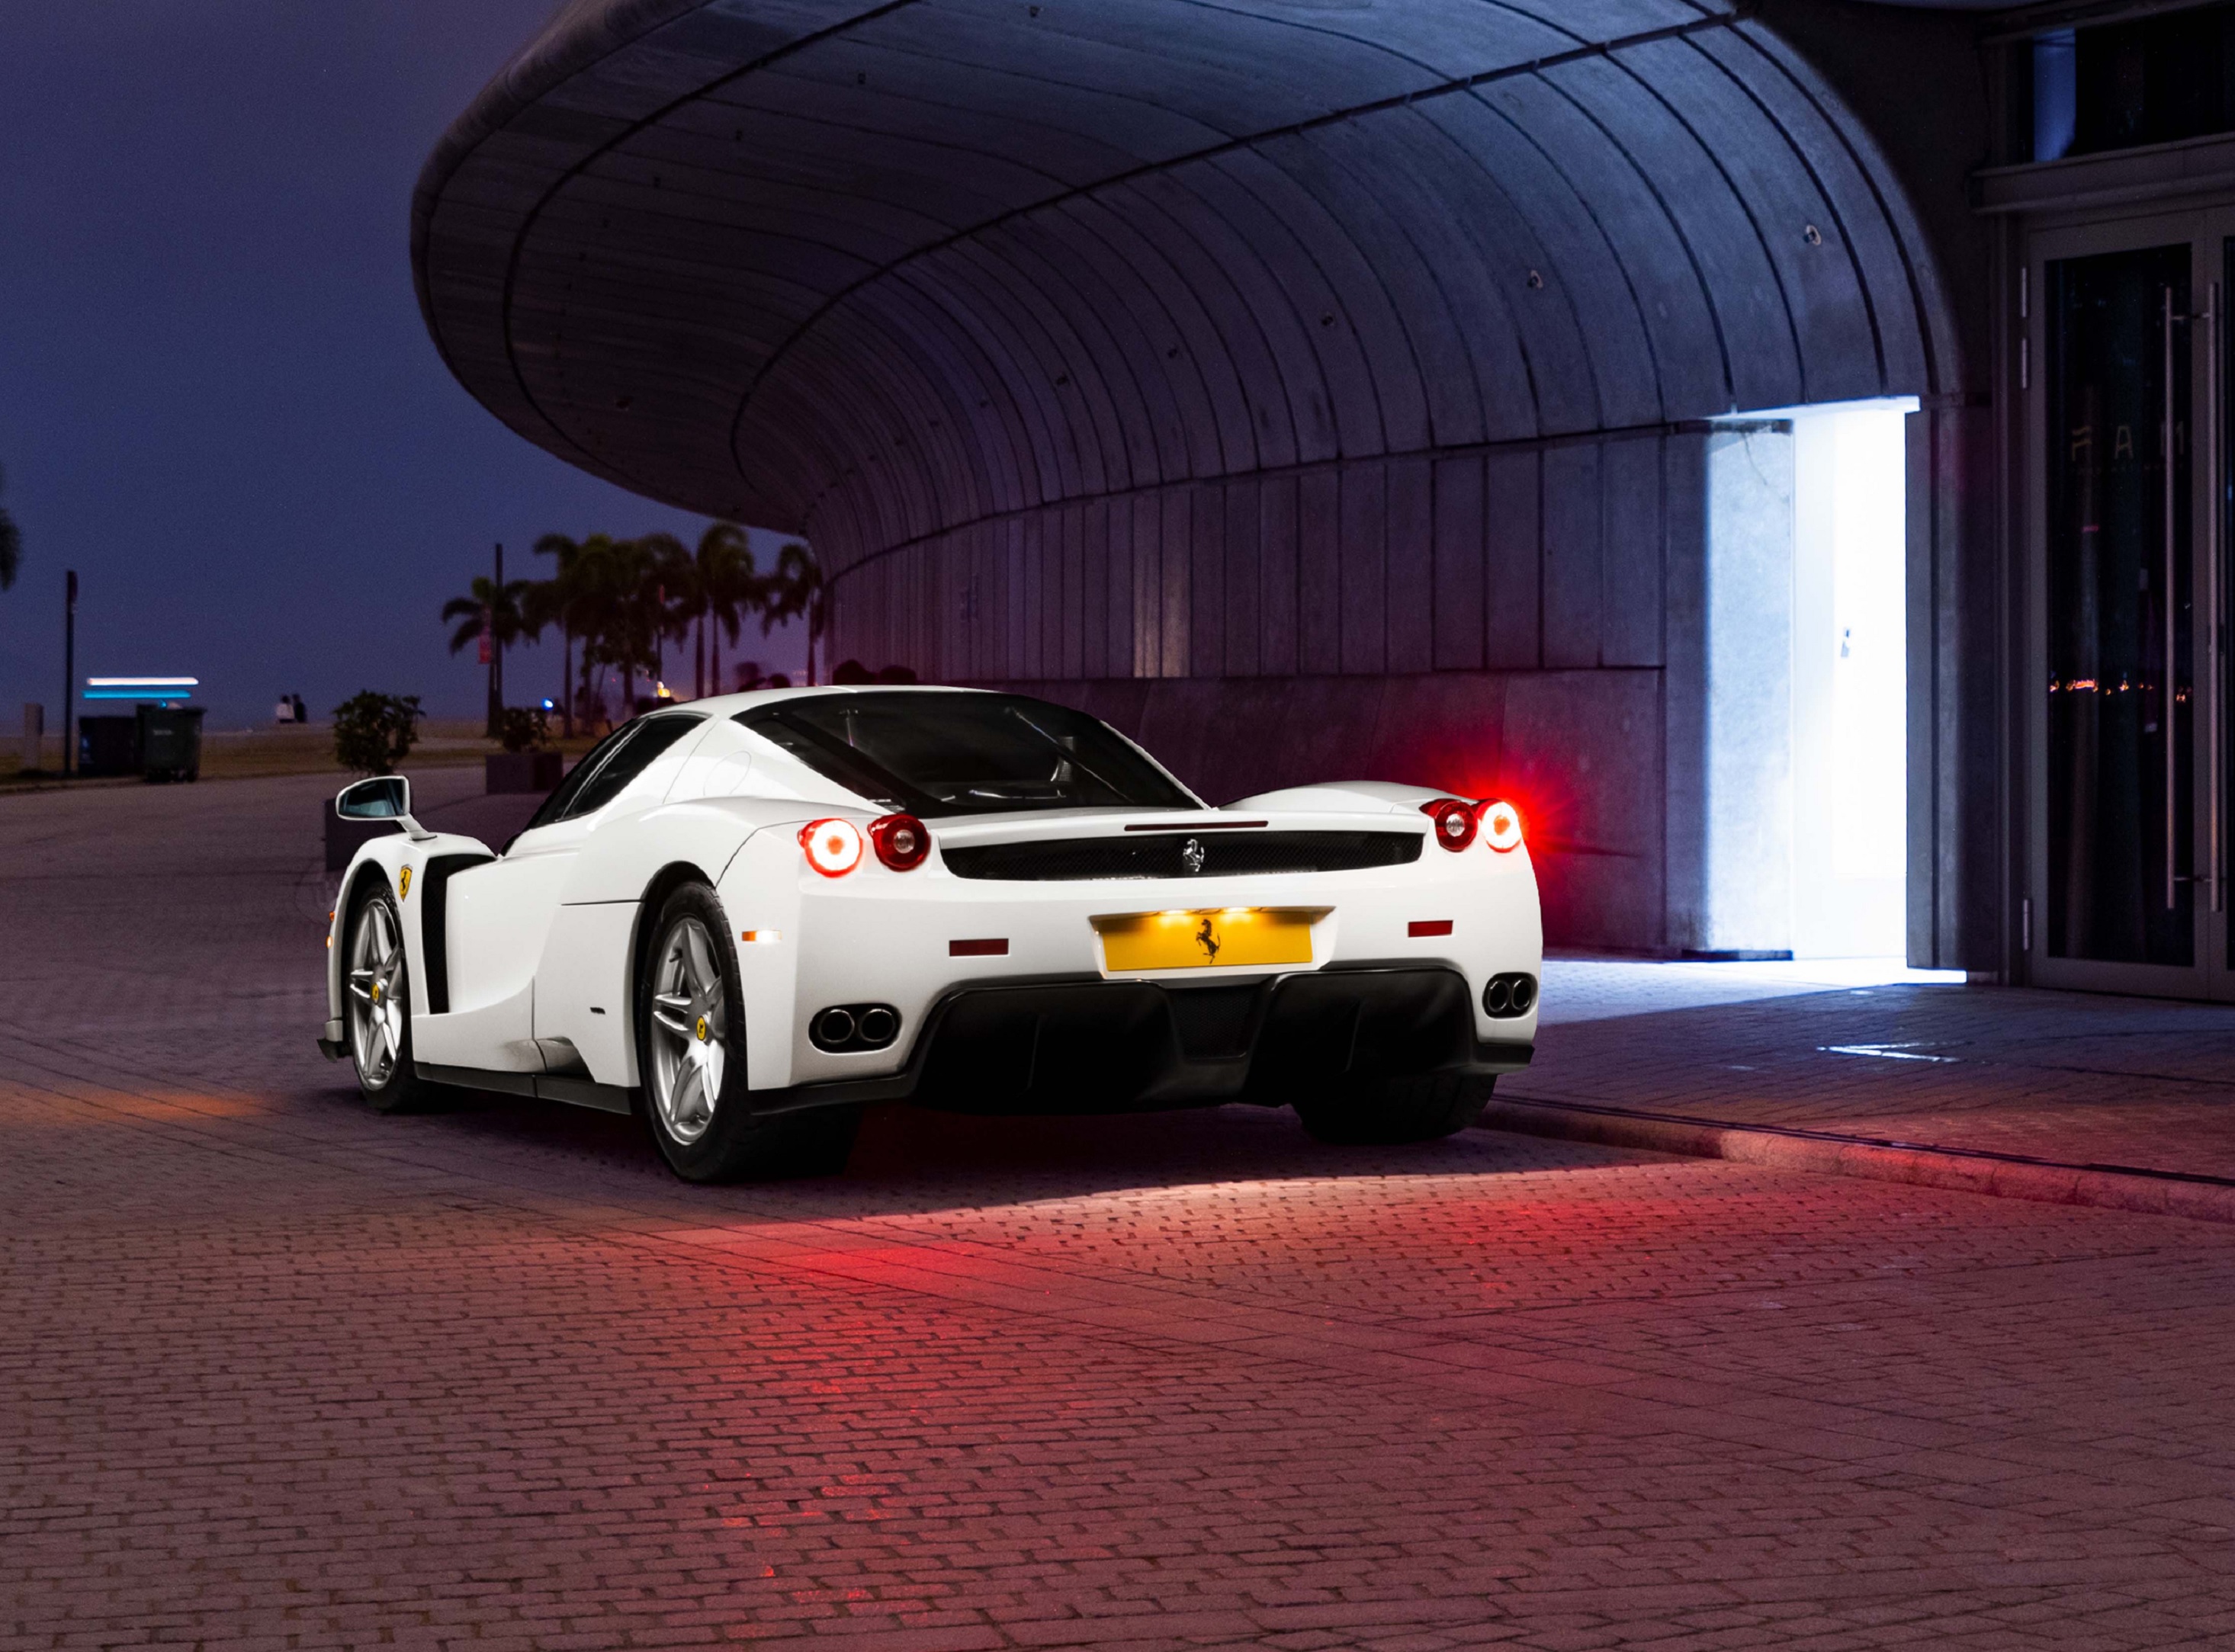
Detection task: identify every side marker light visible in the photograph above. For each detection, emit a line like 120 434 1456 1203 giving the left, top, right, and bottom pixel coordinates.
798 818 865 877
1408 919 1453 938
1420 797 1477 852
1477 800 1524 853
740 929 782 944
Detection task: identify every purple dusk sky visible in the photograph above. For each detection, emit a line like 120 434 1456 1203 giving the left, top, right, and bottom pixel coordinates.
0 2 808 730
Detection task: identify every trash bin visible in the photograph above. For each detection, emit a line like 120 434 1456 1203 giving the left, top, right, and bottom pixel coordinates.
78 715 142 777
140 704 205 782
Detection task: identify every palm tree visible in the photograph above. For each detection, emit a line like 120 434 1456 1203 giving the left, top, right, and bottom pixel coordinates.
685 521 755 698
630 531 693 699
531 531 612 735
759 541 825 685
0 463 21 593
542 532 639 729
442 572 533 735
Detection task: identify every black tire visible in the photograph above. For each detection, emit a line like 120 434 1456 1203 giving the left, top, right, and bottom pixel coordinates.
635 881 862 1184
1294 1072 1493 1146
344 881 439 1115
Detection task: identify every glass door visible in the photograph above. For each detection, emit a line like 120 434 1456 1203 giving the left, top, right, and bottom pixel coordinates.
2027 211 2228 996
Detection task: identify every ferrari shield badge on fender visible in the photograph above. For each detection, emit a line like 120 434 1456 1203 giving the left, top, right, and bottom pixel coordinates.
398 865 412 901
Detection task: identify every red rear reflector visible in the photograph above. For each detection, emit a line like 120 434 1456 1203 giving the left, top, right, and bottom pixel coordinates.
949 938 1009 957
1420 797 1478 851
869 811 930 871
1408 919 1453 938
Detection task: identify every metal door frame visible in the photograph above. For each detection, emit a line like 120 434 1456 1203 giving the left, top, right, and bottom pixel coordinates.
2023 206 2229 999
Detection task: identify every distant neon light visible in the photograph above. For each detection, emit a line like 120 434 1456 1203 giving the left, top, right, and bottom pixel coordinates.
85 675 199 702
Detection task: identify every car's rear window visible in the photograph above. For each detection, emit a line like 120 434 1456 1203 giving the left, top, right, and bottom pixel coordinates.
737 691 1199 818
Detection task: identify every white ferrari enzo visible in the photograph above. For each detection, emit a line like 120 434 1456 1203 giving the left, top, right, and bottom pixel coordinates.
320 687 1540 1182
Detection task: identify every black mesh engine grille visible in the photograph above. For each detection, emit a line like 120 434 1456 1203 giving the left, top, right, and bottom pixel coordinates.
940 829 1423 881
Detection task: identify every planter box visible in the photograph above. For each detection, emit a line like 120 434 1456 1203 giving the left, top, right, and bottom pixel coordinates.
326 810 400 873
486 749 563 794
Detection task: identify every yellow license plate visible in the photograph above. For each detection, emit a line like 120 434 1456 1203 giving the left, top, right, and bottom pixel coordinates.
1093 907 1325 972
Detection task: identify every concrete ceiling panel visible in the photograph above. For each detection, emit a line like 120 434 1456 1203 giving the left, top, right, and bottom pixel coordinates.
910 245 1109 502
1040 197 1253 479
1097 176 1302 472
416 0 1956 560
1196 149 1411 459
1434 84 1677 428
765 34 1226 164
973 221 1170 486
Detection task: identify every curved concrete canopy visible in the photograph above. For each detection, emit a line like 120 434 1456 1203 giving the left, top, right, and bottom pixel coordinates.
414 0 1960 573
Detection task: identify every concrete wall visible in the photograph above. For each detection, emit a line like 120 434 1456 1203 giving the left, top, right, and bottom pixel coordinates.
913 423 1814 955
831 427 1677 690
978 669 1662 954
1664 425 1799 958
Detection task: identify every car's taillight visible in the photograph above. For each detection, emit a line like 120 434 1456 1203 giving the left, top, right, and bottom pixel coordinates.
1420 797 1477 852
1478 799 1524 853
798 817 865 877
869 812 930 871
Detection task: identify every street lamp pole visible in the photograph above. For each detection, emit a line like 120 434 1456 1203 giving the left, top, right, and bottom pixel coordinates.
62 569 76 778
494 541 505 723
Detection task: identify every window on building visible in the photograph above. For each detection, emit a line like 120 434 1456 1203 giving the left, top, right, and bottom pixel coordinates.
2031 5 2235 162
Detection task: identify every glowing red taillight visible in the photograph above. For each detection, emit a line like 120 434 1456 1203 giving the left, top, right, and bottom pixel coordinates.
869 812 930 871
798 817 865 877
1478 799 1524 853
1420 797 1477 852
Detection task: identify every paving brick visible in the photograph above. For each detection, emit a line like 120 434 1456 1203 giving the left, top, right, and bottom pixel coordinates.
1520 960 2235 1181
6 778 2235 1650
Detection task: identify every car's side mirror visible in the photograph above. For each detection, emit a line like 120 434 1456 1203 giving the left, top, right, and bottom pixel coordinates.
335 775 432 840
336 775 409 820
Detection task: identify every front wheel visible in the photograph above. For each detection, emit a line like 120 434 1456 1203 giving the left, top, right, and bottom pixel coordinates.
1294 1072 1492 1146
637 882 860 1183
345 883 437 1113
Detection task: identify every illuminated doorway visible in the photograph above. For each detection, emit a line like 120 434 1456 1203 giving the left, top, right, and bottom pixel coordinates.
1789 399 1915 958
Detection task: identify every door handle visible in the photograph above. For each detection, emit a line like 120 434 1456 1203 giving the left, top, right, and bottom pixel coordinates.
2166 284 2179 912
2208 281 2224 913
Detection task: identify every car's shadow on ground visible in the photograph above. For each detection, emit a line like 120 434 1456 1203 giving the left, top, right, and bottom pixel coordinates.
332 1082 1612 1215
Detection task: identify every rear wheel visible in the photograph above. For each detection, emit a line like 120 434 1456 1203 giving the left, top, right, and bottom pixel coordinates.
637 882 861 1183
345 883 438 1113
1294 1072 1492 1146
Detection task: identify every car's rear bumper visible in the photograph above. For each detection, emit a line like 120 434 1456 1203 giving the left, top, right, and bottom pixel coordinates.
745 962 1530 1118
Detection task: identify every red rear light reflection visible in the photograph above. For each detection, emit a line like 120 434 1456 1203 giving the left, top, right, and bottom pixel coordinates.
1420 797 1477 852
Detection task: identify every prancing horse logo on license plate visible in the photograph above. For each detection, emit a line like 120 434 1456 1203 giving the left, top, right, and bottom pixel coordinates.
1195 916 1221 963
1181 836 1206 874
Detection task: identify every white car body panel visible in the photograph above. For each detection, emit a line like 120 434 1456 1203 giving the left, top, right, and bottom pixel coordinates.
534 900 639 1083
322 686 1543 1118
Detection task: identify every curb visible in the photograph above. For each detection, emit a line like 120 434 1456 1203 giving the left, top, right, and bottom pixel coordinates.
1479 1096 2235 1225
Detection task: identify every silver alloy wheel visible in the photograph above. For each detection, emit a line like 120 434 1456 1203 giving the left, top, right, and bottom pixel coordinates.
347 897 409 1088
648 915 726 1145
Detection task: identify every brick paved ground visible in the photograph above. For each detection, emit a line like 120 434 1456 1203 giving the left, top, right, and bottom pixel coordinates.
1522 962 2235 1181
5 777 2235 1650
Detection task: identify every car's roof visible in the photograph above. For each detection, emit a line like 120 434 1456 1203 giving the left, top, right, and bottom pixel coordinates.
650 683 994 719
